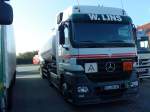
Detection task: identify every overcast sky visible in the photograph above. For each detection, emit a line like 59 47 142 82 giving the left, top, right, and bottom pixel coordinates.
11 0 150 54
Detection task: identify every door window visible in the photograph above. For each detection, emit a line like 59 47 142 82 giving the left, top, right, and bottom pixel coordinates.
64 27 69 45
140 41 149 48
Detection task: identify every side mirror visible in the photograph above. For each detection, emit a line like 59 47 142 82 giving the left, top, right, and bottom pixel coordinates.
0 1 13 25
133 28 137 40
58 25 65 45
57 12 63 24
132 25 137 41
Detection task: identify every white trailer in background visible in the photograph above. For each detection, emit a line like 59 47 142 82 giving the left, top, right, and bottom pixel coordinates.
0 1 16 111
136 30 150 78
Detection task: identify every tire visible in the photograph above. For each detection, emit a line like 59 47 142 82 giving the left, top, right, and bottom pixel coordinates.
61 81 73 103
61 82 69 100
47 72 53 86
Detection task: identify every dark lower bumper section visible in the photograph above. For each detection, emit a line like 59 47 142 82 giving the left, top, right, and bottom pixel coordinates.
73 87 139 105
64 71 139 105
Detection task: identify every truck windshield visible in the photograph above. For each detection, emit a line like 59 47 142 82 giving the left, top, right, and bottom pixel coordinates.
72 22 134 47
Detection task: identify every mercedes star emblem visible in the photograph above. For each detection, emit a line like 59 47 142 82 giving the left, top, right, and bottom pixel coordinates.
105 62 116 72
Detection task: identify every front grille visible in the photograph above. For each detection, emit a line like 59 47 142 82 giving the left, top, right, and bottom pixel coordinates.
86 73 130 82
100 89 125 100
77 58 131 82
99 61 122 73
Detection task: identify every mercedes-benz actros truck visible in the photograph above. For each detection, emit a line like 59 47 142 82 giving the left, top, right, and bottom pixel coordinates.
39 6 139 105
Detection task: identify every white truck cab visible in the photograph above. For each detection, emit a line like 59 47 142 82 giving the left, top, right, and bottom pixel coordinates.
136 30 150 78
40 6 139 105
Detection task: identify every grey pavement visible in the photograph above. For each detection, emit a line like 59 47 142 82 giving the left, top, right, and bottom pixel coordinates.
11 65 150 112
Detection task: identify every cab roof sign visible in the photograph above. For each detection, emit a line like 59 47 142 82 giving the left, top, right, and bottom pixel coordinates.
71 14 132 24
88 14 122 22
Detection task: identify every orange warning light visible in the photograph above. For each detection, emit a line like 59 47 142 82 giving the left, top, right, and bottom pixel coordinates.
123 62 133 71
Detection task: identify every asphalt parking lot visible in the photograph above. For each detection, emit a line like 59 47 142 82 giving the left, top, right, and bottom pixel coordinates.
11 65 150 112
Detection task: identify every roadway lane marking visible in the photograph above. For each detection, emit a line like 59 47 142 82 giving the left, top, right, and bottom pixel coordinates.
16 75 41 79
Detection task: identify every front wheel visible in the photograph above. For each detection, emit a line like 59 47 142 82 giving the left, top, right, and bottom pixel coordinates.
47 72 53 86
62 83 68 99
61 82 73 103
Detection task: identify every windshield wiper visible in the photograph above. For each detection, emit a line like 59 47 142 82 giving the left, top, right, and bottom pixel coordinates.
80 40 133 44
79 40 97 43
78 41 101 47
108 40 126 43
79 40 105 44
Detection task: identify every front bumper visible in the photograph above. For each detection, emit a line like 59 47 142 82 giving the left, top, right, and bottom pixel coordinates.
73 85 139 105
65 71 139 105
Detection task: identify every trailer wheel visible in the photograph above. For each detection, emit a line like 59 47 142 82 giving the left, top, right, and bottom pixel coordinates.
47 72 53 86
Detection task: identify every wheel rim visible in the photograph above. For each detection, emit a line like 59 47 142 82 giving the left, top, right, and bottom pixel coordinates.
62 83 67 96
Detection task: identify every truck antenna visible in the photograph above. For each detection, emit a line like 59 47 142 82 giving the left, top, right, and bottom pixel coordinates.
76 0 80 12
120 0 126 15
121 0 124 10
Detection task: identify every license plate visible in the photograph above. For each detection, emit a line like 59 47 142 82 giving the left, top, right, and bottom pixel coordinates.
104 85 120 90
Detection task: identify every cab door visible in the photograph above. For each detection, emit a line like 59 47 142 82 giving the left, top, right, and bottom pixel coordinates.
57 23 70 86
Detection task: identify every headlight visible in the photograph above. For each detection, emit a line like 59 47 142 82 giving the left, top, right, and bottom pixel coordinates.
77 86 89 93
130 81 139 87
